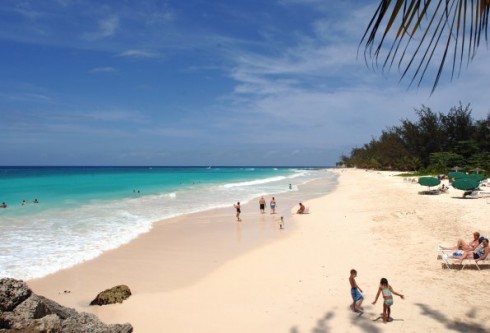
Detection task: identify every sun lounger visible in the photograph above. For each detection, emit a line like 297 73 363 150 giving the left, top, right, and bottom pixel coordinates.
463 190 490 199
438 248 490 271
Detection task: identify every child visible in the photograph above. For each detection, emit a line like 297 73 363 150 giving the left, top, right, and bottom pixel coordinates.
349 269 364 312
372 278 404 323
279 216 284 229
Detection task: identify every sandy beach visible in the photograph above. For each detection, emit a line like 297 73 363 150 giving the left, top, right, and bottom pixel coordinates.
28 168 490 332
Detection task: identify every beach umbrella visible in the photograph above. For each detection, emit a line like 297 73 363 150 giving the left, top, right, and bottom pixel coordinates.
448 172 466 180
471 168 485 174
452 178 480 191
451 166 463 171
418 177 440 187
467 173 485 182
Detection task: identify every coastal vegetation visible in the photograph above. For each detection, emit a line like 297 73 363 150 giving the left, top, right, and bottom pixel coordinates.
340 103 490 175
361 1 490 92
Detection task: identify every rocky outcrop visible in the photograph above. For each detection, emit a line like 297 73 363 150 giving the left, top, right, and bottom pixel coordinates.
0 278 133 333
90 286 131 306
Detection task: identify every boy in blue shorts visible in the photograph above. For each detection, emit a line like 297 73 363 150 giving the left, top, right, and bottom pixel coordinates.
349 269 364 312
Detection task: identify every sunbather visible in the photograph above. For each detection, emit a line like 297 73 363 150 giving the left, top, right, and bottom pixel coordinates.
438 184 448 192
457 239 490 263
440 232 481 251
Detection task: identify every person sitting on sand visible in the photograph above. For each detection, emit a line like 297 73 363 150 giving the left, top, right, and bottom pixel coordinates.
440 231 481 251
456 238 490 263
297 202 305 214
438 184 448 192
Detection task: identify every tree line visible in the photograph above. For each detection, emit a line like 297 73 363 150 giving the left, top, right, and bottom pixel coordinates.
339 104 490 175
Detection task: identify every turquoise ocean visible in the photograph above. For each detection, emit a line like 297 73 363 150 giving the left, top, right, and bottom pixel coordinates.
0 166 335 280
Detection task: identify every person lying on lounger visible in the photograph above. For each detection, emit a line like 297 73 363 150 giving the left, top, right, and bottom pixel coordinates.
440 232 482 251
456 239 490 263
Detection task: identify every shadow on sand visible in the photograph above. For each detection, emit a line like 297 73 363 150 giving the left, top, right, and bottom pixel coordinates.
416 303 487 332
290 311 334 333
290 308 388 333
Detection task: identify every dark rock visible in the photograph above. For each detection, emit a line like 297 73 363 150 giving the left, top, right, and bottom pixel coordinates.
90 285 132 306
0 278 133 333
0 278 31 312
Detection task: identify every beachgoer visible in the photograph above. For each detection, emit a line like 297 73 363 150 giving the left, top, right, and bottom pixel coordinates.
289 184 292 190
372 278 404 323
270 197 277 214
279 216 284 229
259 197 266 214
457 238 490 263
349 269 364 313
439 184 448 192
1 202 6 208
33 198 39 204
234 202 242 222
21 200 27 206
297 203 305 214
440 232 481 251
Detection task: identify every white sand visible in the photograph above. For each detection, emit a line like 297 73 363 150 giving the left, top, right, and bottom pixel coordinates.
28 168 490 332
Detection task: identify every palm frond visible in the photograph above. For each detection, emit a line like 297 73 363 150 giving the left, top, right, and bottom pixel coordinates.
360 0 490 93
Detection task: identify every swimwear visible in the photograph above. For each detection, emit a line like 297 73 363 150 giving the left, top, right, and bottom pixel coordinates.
351 288 363 302
473 245 485 259
270 203 276 208
236 208 241 213
260 204 265 210
382 287 393 306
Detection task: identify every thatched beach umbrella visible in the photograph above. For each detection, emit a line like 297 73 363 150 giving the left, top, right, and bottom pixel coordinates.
471 168 485 174
451 166 463 171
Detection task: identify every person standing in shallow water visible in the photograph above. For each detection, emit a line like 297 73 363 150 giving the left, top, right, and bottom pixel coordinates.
234 202 242 222
259 196 266 214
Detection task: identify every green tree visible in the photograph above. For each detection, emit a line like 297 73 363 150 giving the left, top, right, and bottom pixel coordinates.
428 152 464 174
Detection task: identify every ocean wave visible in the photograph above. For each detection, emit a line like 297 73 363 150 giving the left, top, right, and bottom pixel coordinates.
222 176 287 188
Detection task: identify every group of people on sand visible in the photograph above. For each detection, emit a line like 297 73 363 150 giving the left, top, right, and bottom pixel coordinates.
258 196 278 214
233 196 285 229
440 231 490 263
349 269 405 323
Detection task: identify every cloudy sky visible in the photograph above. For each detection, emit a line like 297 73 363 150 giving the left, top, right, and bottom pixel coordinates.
1 0 489 166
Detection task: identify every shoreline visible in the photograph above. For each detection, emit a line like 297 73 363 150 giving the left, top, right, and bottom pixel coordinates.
2 167 331 281
28 169 490 332
28 171 336 299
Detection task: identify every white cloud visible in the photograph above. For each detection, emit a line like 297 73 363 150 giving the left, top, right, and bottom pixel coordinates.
118 49 160 58
82 16 119 40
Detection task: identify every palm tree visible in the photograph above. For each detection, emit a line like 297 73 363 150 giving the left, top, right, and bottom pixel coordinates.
361 0 490 92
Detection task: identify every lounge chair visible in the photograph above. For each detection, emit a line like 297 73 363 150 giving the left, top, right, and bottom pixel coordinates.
463 190 490 199
438 248 490 271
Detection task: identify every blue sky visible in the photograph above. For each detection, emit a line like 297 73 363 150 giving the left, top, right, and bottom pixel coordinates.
1 0 489 166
